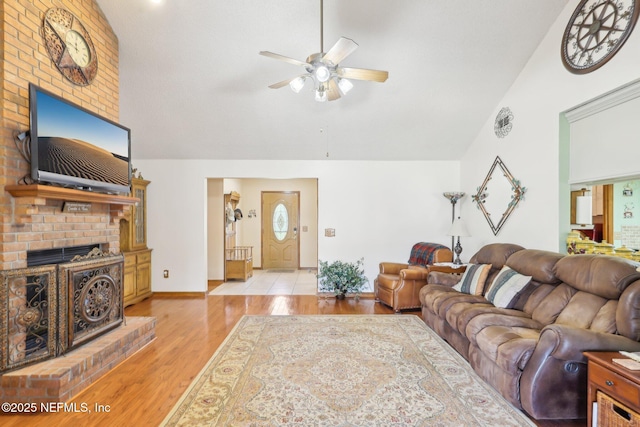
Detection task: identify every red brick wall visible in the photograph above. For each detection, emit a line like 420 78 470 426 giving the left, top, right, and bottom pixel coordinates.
1 0 121 269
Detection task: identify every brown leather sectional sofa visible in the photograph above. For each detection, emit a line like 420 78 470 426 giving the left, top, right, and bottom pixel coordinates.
419 243 640 420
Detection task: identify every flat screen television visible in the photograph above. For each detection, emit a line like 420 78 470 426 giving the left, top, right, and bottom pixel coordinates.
29 83 131 194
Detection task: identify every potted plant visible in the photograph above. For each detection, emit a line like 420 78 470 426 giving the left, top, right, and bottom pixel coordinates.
317 258 369 300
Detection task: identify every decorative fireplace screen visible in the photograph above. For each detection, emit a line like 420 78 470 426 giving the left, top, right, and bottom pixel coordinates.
58 253 124 352
0 251 123 373
0 266 57 372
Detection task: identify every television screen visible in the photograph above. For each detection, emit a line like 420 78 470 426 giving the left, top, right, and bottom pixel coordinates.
29 83 131 194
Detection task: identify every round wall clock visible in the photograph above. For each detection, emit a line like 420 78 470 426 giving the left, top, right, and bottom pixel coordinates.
42 8 98 86
561 0 640 74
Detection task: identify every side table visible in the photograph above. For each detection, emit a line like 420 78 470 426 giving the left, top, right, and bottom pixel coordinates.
429 263 467 275
584 351 640 426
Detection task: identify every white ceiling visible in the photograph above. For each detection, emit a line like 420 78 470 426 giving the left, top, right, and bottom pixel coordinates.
96 0 569 161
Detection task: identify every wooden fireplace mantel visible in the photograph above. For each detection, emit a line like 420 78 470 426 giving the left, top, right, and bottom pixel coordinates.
5 184 139 221
6 184 139 205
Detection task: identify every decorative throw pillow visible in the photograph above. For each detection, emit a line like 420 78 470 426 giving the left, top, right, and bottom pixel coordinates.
452 264 492 295
485 266 532 309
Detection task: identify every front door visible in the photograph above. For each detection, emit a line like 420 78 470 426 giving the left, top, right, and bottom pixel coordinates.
262 191 299 270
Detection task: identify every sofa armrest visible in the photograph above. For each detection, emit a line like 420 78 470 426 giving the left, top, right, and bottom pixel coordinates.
427 271 461 287
379 262 409 274
401 267 428 281
536 324 640 362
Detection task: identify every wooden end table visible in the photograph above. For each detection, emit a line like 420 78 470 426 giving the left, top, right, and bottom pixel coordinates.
428 263 467 275
584 351 640 426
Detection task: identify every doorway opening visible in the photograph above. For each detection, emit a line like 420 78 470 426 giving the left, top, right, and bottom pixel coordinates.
206 178 318 294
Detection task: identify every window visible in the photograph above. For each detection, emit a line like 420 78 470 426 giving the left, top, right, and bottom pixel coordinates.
272 203 288 241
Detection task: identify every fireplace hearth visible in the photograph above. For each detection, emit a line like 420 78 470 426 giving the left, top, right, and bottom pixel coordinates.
0 248 124 373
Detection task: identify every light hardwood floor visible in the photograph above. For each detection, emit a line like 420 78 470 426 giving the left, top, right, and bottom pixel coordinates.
3 294 583 427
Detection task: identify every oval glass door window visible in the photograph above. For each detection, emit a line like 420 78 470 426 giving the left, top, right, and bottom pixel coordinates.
273 203 289 241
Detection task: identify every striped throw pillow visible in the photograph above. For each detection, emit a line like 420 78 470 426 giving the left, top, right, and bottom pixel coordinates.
485 266 532 308
452 264 492 295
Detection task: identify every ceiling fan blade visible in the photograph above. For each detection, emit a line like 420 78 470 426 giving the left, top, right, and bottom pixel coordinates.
259 51 309 67
322 37 358 65
327 79 341 101
338 67 389 83
268 76 302 89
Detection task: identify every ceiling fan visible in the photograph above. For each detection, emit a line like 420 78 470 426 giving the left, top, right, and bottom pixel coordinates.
259 0 389 102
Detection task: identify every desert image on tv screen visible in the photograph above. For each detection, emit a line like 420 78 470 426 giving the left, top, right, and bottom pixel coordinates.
35 90 129 186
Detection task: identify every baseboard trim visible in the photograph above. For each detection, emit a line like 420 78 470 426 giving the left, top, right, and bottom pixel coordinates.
152 292 206 299
317 292 376 299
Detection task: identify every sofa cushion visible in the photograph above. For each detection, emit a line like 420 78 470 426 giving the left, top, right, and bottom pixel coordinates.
453 264 491 295
553 254 640 299
505 249 563 284
485 266 532 309
531 283 577 326
469 243 525 268
474 325 540 372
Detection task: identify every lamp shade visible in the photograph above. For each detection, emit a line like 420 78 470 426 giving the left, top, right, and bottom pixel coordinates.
575 195 593 225
447 218 470 237
289 76 306 93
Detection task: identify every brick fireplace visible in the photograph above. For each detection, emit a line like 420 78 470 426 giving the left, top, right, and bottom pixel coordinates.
0 1 156 403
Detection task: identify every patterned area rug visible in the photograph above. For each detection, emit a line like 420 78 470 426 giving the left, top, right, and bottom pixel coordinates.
161 315 535 426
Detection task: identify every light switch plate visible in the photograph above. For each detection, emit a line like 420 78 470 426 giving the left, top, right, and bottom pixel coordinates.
325 228 335 237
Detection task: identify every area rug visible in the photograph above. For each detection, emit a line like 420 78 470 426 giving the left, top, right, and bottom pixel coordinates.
161 315 535 426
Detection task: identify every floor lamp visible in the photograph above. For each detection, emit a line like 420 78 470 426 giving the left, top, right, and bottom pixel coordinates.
448 217 470 265
443 192 466 253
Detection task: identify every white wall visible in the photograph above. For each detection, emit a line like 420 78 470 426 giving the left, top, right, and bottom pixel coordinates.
136 160 459 292
206 179 224 280
459 3 640 256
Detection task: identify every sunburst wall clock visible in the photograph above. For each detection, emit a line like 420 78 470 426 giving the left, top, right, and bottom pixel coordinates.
561 0 640 74
42 8 98 86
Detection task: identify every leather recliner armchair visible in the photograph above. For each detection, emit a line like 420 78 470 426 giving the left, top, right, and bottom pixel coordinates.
374 243 452 312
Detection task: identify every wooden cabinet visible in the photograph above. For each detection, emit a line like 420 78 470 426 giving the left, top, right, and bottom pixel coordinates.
123 249 152 307
585 351 640 426
121 177 152 307
121 178 150 251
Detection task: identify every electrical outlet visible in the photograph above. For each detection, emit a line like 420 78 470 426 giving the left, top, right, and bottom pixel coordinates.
163 270 169 278
325 228 335 237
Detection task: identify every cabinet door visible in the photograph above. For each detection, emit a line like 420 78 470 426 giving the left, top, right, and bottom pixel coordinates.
132 186 147 250
136 262 151 294
123 265 136 301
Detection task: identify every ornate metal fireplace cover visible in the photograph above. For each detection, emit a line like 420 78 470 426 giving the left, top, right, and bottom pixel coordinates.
58 253 124 352
0 265 57 372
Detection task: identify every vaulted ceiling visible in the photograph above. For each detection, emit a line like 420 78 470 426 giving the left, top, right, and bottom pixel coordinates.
96 0 569 161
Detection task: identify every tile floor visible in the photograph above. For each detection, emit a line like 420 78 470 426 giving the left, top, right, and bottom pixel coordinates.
209 269 319 296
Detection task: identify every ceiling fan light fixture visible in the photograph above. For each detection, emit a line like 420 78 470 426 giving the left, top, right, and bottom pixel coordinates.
315 88 327 102
337 78 353 95
315 65 331 83
289 76 307 93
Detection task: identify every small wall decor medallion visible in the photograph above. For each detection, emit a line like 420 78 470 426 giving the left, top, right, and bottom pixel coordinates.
472 156 526 235
494 107 514 138
561 0 640 74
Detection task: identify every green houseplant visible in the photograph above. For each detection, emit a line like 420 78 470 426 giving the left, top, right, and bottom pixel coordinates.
317 258 369 299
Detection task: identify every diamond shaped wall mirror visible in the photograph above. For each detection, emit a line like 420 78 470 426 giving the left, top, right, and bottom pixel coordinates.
472 156 526 235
